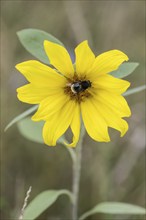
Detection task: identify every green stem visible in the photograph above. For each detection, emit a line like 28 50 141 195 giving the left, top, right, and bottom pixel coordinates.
72 126 85 220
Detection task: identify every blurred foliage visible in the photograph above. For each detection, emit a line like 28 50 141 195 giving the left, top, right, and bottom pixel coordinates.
1 1 145 220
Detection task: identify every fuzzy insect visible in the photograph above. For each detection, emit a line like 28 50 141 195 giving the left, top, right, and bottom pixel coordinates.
70 80 91 94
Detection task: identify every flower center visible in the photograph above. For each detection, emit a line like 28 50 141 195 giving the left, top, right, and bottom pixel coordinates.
64 78 92 102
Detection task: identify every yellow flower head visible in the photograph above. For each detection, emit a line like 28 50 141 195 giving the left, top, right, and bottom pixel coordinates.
16 40 131 147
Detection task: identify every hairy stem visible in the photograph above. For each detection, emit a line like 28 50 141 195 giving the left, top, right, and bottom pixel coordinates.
72 126 85 220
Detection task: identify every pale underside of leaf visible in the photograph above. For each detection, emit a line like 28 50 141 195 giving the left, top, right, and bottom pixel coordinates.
17 116 76 160
123 85 146 96
110 62 139 78
17 29 64 64
4 105 38 132
79 202 146 220
17 117 68 145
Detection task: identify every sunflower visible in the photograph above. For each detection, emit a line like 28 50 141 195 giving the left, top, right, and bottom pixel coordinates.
16 40 131 147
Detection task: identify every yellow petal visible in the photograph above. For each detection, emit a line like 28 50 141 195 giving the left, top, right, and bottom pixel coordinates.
94 91 131 117
44 41 74 78
93 74 130 94
75 40 95 77
17 83 61 104
93 94 130 136
87 50 129 80
43 100 76 146
81 98 110 142
66 103 80 147
32 92 70 121
15 60 66 87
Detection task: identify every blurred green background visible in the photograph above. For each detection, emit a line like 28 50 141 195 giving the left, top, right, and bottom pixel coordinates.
1 1 145 220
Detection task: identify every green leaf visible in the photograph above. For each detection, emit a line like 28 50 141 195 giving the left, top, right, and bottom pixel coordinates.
17 117 44 144
18 116 76 160
79 202 146 220
17 117 68 145
23 189 73 220
110 62 139 78
17 29 63 64
124 85 146 96
4 105 38 132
